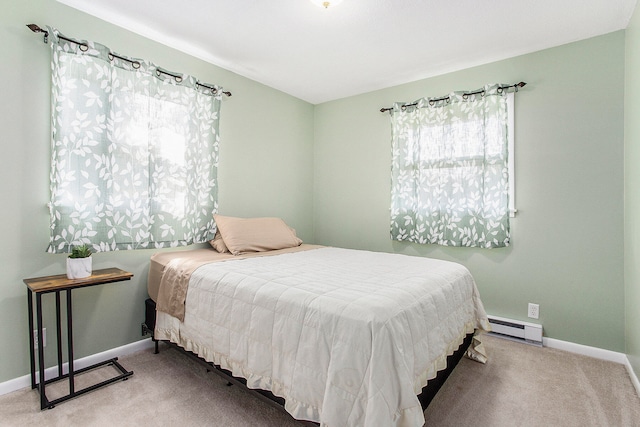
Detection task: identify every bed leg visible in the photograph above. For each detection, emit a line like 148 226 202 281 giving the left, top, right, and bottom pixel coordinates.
142 321 160 354
204 367 231 386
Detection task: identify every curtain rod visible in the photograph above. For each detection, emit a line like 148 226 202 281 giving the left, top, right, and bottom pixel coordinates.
27 24 232 97
379 81 526 113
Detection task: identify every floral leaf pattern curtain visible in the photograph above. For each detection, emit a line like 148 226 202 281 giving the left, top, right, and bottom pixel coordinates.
47 28 222 253
390 84 510 248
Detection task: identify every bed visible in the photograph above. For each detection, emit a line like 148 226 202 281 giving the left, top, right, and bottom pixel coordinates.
145 217 490 427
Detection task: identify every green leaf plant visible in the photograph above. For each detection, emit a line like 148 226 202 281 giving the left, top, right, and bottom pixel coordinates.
69 244 92 259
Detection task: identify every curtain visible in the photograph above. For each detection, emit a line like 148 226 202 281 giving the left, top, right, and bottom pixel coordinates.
47 28 222 253
390 84 510 248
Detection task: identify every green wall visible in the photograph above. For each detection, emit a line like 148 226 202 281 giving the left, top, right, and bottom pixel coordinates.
625 5 640 376
313 32 626 352
0 1 314 382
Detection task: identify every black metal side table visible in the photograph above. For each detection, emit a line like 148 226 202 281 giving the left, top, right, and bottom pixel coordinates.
24 268 134 409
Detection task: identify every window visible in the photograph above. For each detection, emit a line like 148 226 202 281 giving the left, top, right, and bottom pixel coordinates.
390 84 514 248
47 28 223 253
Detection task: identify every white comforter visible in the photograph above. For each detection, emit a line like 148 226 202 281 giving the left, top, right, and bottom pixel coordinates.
155 247 489 427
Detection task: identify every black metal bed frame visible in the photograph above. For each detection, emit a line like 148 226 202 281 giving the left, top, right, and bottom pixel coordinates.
142 298 472 423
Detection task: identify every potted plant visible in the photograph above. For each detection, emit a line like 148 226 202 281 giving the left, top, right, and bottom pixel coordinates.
66 244 93 279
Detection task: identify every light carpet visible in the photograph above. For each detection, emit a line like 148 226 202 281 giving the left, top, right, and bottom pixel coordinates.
1 334 639 426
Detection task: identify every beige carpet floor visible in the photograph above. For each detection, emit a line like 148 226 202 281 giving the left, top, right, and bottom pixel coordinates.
1 334 639 426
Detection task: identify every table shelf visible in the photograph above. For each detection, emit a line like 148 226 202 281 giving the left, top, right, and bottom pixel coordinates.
24 268 134 409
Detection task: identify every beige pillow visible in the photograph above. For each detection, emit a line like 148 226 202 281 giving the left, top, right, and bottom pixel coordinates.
214 215 303 255
208 229 229 253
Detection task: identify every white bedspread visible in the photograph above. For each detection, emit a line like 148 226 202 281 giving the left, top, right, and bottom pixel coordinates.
155 247 489 427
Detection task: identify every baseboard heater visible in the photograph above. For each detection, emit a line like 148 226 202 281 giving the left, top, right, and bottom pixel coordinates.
488 315 543 346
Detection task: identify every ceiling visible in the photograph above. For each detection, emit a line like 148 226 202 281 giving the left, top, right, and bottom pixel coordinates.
57 0 637 104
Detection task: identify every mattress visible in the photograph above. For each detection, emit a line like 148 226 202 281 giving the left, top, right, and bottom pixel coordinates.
149 244 322 320
153 246 489 427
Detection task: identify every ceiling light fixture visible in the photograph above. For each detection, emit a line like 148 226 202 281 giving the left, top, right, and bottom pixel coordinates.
309 0 344 8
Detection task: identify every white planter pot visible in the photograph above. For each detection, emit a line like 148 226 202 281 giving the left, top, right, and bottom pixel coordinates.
66 256 92 279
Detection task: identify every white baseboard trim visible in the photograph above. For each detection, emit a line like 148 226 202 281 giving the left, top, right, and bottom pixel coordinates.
625 358 640 398
0 338 155 397
4 336 639 398
543 337 627 364
543 337 640 397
